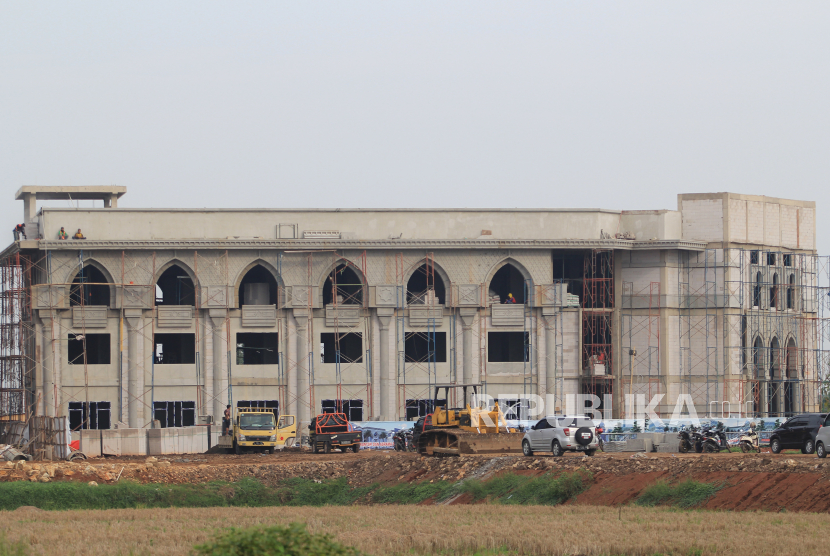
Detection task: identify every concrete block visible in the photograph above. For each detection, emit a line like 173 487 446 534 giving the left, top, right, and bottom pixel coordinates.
622 438 645 452
121 428 147 456
101 430 122 456
79 430 101 456
147 429 163 456
657 439 681 452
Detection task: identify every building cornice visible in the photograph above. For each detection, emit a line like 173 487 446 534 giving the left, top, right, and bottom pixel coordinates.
29 238 708 251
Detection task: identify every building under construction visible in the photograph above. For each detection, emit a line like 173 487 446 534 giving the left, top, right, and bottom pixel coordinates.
0 187 827 434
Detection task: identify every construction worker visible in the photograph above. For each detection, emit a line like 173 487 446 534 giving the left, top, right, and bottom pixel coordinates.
505 293 517 304
223 405 231 435
73 228 86 240
58 227 69 240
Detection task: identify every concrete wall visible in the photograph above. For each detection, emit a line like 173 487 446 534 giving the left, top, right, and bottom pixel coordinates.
679 193 816 250
39 208 630 242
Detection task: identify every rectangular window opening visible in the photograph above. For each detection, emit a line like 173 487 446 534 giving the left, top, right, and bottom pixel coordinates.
487 331 529 363
404 332 447 363
236 400 279 419
236 333 279 365
320 333 363 364
68 401 111 430
767 252 776 266
750 250 759 265
153 401 196 428
154 333 196 364
68 334 111 365
405 399 436 420
321 399 363 421
783 254 792 267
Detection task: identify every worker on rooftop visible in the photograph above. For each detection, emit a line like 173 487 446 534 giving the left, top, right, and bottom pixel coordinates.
73 228 86 240
58 227 68 240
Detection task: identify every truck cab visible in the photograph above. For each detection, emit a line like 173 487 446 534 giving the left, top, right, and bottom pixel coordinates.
218 407 297 454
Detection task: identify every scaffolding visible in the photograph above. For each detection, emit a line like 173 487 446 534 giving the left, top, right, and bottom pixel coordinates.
582 249 614 410
395 253 442 418
0 253 32 420
719 249 830 419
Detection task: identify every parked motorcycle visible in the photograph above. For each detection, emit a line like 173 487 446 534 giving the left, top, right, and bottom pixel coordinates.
677 428 701 453
700 427 731 453
393 429 415 452
739 424 761 453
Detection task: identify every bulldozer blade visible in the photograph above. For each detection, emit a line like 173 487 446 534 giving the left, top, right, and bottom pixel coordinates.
418 430 524 456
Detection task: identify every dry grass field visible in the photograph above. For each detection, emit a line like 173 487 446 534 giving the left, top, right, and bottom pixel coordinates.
2 504 828 556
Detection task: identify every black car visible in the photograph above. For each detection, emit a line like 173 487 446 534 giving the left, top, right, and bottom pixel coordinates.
769 413 828 454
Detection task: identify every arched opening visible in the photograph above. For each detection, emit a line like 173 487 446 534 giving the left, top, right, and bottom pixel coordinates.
406 263 446 305
768 337 780 416
70 265 111 307
488 263 527 304
751 336 764 415
786 274 795 310
753 272 762 308
784 337 797 416
770 273 779 309
156 264 196 306
323 264 363 306
238 264 279 307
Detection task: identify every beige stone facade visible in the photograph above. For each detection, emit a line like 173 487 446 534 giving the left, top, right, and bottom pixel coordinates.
1 188 824 434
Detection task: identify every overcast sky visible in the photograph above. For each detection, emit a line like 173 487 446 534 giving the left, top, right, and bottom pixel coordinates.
1 3 828 249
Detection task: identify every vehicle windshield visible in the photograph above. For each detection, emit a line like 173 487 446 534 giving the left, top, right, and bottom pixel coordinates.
239 414 276 430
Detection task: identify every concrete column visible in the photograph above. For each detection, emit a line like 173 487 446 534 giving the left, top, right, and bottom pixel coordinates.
203 315 214 419
39 311 55 416
124 309 143 428
377 308 394 420
210 310 227 422
286 316 297 417
459 309 477 385
22 193 37 231
293 309 310 429
542 308 557 399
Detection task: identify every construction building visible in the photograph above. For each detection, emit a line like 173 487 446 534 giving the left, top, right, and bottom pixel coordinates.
0 186 827 435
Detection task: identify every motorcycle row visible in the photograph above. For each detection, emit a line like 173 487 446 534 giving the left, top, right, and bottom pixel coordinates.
677 425 761 454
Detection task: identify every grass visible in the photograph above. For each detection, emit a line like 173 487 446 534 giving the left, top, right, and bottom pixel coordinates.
459 469 591 505
2 505 830 556
0 472 589 511
635 479 726 509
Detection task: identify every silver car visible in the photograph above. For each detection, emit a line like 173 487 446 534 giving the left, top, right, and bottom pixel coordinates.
814 414 830 458
522 415 599 457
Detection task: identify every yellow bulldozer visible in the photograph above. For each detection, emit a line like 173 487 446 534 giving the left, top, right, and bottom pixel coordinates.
416 383 525 456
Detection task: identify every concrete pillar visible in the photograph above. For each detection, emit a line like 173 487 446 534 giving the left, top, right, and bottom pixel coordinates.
293 309 310 429
377 308 394 420
39 311 55 417
203 315 213 419
459 309 477 385
542 308 557 399
22 193 37 231
124 309 143 428
210 310 227 422
286 315 297 418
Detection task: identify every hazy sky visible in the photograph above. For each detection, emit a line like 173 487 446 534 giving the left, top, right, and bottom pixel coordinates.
2 3 828 249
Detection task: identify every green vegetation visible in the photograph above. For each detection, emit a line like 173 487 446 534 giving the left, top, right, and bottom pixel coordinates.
193 522 361 556
0 535 29 556
0 471 591 511
635 479 724 509
460 470 591 505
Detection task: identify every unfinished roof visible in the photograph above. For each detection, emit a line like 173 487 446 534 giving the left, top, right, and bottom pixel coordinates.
15 185 127 201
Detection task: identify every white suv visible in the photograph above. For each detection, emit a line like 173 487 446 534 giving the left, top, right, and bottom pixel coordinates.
522 416 599 457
